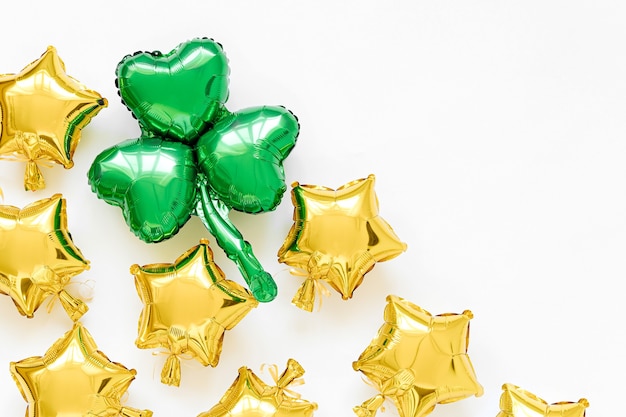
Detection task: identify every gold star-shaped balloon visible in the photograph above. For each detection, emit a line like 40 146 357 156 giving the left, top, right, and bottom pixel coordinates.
277 174 407 311
0 193 89 321
0 46 107 190
10 322 153 417
131 239 259 387
497 384 589 417
352 295 484 417
198 358 318 417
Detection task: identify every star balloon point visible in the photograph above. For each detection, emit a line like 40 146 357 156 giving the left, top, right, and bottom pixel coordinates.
0 45 107 190
278 174 407 311
352 295 483 417
131 239 259 386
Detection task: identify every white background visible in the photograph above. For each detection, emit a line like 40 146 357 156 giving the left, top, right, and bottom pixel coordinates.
0 1 623 416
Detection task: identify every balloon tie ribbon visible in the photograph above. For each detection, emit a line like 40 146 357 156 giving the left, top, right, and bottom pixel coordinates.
289 251 334 312
112 391 153 417
261 360 306 399
152 349 194 387
289 266 332 312
357 376 388 415
355 370 413 416
7 131 57 191
40 271 89 321
65 279 96 302
354 393 387 417
83 384 153 417
91 397 153 417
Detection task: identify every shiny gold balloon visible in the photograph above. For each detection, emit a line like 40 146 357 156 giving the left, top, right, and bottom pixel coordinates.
0 193 89 320
10 322 153 417
498 384 589 417
278 174 407 311
197 358 317 417
0 46 107 190
131 239 259 387
352 295 483 417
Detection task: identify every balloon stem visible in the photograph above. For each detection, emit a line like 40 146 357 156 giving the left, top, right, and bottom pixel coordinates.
25 160 45 191
277 358 305 388
195 179 277 302
292 278 316 312
57 289 89 321
161 354 181 387
353 395 385 417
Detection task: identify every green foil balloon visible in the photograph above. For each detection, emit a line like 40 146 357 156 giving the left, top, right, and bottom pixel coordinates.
116 37 229 144
196 105 299 213
88 38 300 303
88 137 198 243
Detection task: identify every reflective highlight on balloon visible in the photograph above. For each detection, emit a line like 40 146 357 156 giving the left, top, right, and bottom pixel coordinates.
0 194 89 320
10 322 152 417
0 46 107 190
277 175 407 311
497 384 588 417
197 358 317 417
352 295 483 417
131 239 258 387
88 37 299 303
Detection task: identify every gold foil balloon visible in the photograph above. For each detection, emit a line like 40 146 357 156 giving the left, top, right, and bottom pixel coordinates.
0 193 89 320
197 358 318 417
10 322 153 417
277 174 407 311
497 384 589 417
130 239 259 386
352 295 483 417
0 46 107 190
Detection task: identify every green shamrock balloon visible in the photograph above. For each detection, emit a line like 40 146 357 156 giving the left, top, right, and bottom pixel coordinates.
88 38 300 303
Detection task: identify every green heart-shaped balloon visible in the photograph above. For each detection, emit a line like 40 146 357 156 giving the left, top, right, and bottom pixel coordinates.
116 38 229 144
88 137 198 242
196 105 299 213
